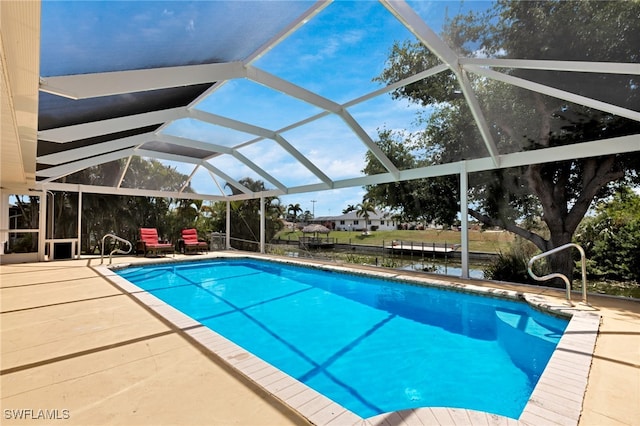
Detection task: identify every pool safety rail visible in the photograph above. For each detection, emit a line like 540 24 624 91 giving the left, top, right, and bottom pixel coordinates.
101 233 132 265
527 243 588 306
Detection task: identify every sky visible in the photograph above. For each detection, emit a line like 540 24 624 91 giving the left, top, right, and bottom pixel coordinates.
165 0 492 217
39 0 493 218
163 1 420 216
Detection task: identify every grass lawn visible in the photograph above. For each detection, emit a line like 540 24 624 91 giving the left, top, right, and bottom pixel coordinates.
273 228 638 298
275 228 515 254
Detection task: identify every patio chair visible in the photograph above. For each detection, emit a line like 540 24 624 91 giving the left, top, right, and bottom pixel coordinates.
181 228 209 254
138 228 174 257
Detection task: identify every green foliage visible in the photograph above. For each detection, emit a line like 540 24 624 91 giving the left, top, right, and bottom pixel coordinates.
373 41 459 106
355 201 376 231
166 199 221 245
342 204 357 214
47 156 193 251
206 201 230 233
483 237 550 285
82 194 176 251
363 130 459 226
14 195 40 230
576 188 640 282
11 234 35 253
16 161 284 255
287 203 303 222
224 178 284 251
368 0 640 281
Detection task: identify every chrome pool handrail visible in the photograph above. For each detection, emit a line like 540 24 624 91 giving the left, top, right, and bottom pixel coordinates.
101 233 132 265
527 242 588 306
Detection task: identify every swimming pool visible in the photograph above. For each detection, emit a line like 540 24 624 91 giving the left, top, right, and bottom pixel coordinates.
114 257 568 420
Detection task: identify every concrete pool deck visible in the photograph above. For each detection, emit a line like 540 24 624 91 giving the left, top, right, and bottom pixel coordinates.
1 253 638 425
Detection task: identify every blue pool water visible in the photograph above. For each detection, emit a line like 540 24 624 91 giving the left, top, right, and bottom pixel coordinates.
116 258 568 419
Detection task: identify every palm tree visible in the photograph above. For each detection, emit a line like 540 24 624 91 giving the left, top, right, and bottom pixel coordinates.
342 204 357 214
355 201 376 234
271 199 286 220
287 203 302 224
299 210 312 224
175 199 201 224
223 178 283 251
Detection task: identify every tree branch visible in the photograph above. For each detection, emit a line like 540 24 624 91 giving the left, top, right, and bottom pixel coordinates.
533 93 552 148
527 163 556 218
553 162 569 217
582 157 598 189
468 208 548 251
493 117 518 143
566 156 625 232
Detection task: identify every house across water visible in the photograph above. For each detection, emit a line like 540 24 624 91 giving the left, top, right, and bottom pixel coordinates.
311 210 397 232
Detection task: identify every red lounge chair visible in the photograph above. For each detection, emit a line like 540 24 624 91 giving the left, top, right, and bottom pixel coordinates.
138 228 174 257
181 228 208 254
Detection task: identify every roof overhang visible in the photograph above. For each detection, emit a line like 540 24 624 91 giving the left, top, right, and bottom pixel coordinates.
1 1 40 192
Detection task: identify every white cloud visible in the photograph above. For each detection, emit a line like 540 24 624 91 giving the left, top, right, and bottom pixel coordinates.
330 159 366 179
300 37 340 63
473 47 507 59
341 29 366 45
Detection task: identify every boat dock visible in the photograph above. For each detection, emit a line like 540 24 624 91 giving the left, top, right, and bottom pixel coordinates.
385 241 461 254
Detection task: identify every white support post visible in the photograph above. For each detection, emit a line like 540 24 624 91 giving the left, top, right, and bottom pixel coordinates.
38 189 47 261
226 201 231 249
0 192 8 255
260 196 265 254
460 162 469 279
77 189 82 258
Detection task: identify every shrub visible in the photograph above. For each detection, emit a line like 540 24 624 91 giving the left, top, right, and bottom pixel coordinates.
484 237 552 286
576 188 640 282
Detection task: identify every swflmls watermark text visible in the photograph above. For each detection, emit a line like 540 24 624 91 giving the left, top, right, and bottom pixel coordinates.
4 408 70 421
